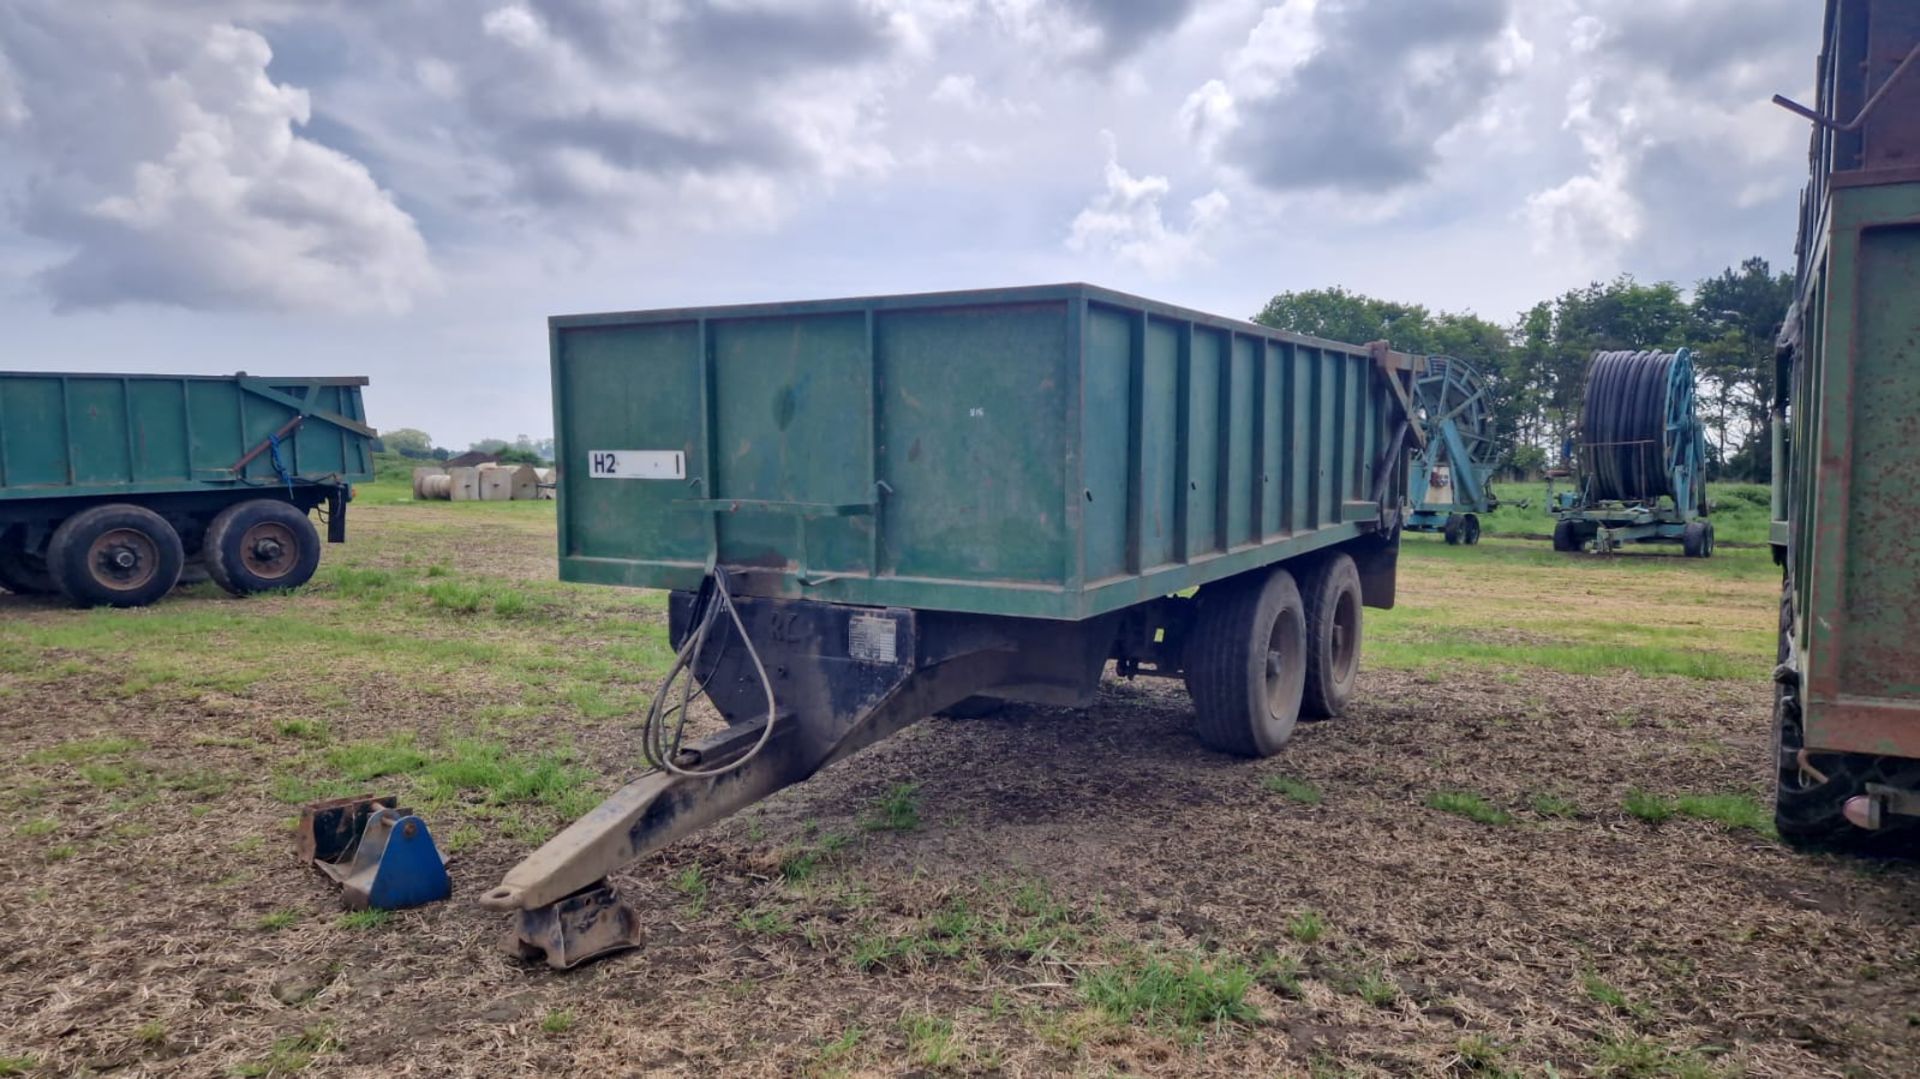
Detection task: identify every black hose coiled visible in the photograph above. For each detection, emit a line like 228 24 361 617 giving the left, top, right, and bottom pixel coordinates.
1578 350 1687 502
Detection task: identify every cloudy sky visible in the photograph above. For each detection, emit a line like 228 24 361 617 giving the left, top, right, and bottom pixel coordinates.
0 0 1820 448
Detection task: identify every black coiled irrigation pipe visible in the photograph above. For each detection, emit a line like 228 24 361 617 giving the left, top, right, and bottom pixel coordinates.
1577 350 1692 503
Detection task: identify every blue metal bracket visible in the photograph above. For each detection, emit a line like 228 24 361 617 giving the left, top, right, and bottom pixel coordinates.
297 794 451 911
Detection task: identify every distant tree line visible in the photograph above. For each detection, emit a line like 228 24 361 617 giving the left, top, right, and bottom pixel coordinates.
1253 256 1793 482
373 430 554 466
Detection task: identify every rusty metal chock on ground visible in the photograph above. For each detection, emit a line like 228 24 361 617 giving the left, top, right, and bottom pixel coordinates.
297 794 452 911
505 880 643 970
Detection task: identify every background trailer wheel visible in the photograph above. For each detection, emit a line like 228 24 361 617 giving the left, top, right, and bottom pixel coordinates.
47 503 185 608
1184 567 1308 757
1443 514 1464 545
205 499 323 595
1300 554 1363 719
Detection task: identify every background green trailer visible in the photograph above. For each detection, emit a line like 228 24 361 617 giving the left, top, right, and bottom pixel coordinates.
1770 0 1920 841
0 372 375 607
488 285 1420 966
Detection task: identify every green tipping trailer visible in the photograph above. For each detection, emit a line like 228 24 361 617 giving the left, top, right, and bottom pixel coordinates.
1770 0 1920 843
484 284 1421 967
0 372 375 607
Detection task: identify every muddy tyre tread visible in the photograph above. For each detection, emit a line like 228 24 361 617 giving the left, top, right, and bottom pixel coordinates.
48 503 184 609
1184 567 1305 758
205 499 322 596
1299 553 1362 720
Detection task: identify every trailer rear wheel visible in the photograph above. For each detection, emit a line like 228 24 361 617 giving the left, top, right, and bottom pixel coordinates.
1552 519 1580 552
1442 514 1463 545
48 504 185 608
1184 567 1306 757
1299 553 1362 719
1462 514 1481 545
205 499 322 595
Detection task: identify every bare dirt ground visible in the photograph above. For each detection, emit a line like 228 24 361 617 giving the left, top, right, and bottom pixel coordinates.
2 501 1916 1078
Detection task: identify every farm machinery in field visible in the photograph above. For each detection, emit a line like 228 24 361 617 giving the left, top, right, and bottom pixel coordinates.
1402 354 1506 545
1767 0 1920 846
1549 348 1713 557
476 284 1423 967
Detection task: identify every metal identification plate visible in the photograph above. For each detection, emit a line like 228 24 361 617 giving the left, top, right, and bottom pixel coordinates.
587 450 684 479
847 613 899 665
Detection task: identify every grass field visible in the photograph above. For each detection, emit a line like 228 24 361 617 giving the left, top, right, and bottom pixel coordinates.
2 479 1916 1077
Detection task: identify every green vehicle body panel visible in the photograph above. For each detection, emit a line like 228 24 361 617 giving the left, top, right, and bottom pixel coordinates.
1784 182 1920 759
551 284 1401 621
1776 0 1920 760
0 373 376 501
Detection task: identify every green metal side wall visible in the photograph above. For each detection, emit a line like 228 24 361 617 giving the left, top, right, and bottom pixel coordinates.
553 285 1396 622
1791 182 1920 757
0 374 374 500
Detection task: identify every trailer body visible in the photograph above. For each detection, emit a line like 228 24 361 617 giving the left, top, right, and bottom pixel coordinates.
1772 0 1920 836
551 283 1405 619
493 285 1417 966
0 372 374 605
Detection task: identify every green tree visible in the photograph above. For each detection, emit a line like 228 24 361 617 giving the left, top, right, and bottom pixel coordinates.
1687 257 1794 481
381 427 435 458
1254 287 1529 473
1519 276 1693 465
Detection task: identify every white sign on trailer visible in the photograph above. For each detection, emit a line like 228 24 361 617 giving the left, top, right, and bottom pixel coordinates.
587 450 685 479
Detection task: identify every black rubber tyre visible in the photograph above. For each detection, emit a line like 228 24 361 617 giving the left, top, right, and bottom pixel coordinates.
0 542 55 595
1552 519 1580 553
47 504 185 608
1184 566 1307 757
1442 514 1463 545
1299 553 1363 720
1771 586 1919 851
1462 514 1481 545
204 500 322 595
1682 520 1710 558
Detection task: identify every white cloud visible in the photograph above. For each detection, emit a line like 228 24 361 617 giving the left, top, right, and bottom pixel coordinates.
1184 0 1519 193
0 49 25 130
930 72 983 109
1 10 433 314
1522 0 1810 271
1068 134 1227 275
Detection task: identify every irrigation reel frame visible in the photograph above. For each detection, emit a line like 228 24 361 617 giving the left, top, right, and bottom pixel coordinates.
1402 354 1510 545
1550 347 1713 557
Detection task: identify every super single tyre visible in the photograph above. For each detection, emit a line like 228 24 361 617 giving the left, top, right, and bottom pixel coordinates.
204 499 322 595
0 541 55 595
1442 514 1463 545
1682 520 1710 559
1552 518 1580 553
1462 514 1481 545
1298 553 1363 720
47 503 185 608
1184 566 1307 757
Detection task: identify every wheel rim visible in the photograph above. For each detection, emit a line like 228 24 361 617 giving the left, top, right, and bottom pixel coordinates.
1264 611 1304 717
87 528 158 592
239 520 301 580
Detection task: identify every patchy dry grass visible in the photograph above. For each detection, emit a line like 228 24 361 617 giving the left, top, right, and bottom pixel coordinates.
0 495 1915 1076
